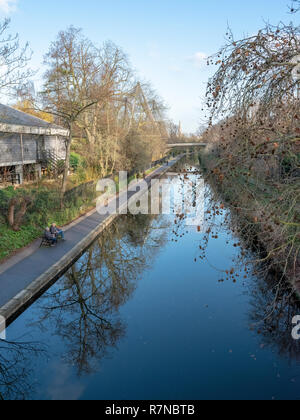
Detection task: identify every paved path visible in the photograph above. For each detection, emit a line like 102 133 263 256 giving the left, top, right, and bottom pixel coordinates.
0 157 182 316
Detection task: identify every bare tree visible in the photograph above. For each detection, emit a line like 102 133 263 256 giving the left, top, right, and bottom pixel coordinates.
202 22 300 283
0 19 32 97
41 27 116 204
206 23 300 123
74 41 134 177
39 27 168 193
74 79 168 178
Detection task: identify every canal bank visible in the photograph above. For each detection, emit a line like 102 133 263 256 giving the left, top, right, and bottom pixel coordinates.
198 149 300 290
0 156 183 325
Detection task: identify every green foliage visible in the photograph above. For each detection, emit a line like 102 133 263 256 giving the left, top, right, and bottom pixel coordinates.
70 152 84 171
69 152 88 183
0 187 27 210
0 225 41 260
281 153 300 176
72 166 87 183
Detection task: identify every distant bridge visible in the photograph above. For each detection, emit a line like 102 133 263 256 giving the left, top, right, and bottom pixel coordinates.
167 143 207 148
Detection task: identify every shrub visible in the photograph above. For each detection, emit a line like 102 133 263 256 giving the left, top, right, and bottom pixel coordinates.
70 152 86 172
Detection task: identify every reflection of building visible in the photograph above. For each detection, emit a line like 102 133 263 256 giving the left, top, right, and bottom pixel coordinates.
0 104 68 185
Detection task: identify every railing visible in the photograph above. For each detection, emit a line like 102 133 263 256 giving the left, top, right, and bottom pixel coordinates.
38 150 65 174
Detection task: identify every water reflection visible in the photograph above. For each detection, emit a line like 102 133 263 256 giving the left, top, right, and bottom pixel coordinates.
0 339 45 400
248 273 300 361
174 155 300 361
30 213 169 376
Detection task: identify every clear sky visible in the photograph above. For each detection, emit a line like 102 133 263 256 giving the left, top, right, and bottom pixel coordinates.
0 0 298 133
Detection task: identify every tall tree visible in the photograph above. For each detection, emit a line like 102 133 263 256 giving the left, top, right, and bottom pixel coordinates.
41 27 115 203
74 41 133 176
0 19 32 96
74 79 167 178
203 22 300 281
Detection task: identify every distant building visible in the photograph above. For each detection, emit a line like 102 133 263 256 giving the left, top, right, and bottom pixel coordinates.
0 104 68 185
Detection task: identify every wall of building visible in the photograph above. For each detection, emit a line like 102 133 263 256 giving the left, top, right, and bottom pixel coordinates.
23 134 39 163
0 133 67 168
44 136 66 160
0 133 23 166
0 133 40 166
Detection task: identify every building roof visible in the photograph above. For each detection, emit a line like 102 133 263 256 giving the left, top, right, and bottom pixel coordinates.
0 104 69 136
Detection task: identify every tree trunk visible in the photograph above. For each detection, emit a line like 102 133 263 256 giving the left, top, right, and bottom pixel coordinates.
7 198 18 228
61 123 73 208
12 197 32 232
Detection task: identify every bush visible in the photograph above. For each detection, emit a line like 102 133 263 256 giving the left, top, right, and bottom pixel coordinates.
70 152 86 172
0 224 41 260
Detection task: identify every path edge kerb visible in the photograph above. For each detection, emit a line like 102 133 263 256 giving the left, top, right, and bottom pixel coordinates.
0 157 183 324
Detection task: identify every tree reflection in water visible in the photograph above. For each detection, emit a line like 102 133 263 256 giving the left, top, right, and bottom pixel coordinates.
31 213 169 376
174 155 300 361
247 273 300 361
0 339 45 400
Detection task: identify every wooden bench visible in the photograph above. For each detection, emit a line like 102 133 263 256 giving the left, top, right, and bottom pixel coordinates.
40 236 56 248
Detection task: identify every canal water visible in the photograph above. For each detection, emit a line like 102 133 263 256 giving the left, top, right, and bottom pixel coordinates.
1 154 300 400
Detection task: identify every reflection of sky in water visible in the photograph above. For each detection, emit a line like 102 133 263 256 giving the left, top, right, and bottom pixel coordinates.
152 168 205 230
1 156 300 400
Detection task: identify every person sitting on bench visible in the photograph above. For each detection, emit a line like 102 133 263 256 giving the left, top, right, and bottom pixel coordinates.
50 223 65 240
44 227 57 246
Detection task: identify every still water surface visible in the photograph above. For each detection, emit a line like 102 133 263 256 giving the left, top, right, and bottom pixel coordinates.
1 155 300 400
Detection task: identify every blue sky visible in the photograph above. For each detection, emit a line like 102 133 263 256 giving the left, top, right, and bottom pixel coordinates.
0 0 298 132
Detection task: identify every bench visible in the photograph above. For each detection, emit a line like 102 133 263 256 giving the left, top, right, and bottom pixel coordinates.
40 236 56 248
